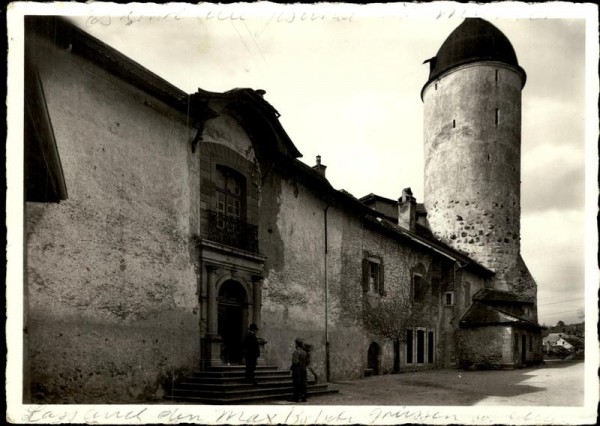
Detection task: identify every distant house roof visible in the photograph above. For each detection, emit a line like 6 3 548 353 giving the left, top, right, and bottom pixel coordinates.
472 288 533 304
542 333 563 344
460 302 542 329
561 335 584 347
543 333 583 347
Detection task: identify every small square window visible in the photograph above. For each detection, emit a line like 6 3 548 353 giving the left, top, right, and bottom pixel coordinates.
444 291 454 306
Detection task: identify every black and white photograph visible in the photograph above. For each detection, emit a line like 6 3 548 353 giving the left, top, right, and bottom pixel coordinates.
6 2 598 424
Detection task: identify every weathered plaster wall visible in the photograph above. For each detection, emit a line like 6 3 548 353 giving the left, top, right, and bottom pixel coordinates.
259 173 328 374
26 36 200 402
423 63 531 298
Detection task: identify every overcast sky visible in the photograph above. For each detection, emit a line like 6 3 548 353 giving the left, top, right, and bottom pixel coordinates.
39 3 592 326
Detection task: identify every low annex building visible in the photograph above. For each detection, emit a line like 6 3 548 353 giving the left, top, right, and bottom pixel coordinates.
23 16 542 403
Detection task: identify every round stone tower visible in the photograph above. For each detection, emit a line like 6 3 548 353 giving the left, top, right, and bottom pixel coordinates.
422 18 532 296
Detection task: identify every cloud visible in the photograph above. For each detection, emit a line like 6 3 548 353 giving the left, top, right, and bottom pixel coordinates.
522 209 586 324
522 98 585 152
522 143 585 212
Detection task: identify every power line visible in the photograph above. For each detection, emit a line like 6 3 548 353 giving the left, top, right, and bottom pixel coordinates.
537 297 585 307
539 308 582 316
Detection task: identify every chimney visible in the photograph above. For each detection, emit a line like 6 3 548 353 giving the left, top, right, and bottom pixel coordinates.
312 155 327 177
398 187 416 231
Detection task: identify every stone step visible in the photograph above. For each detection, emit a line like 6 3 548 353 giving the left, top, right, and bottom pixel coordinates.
206 364 279 371
177 379 318 391
189 369 287 378
184 372 292 383
165 364 337 404
165 384 337 404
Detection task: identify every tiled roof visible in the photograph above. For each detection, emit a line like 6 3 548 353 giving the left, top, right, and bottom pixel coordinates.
472 288 533 304
364 216 494 277
460 302 542 329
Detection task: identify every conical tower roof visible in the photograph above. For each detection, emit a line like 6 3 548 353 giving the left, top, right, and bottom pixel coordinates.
422 18 526 94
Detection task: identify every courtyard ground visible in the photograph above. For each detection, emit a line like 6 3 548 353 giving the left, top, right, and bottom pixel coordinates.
267 359 585 406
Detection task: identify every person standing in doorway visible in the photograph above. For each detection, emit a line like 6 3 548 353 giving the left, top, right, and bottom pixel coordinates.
290 338 308 402
243 323 260 385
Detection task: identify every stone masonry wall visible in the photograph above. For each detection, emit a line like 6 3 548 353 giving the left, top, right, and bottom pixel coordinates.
423 63 531 299
25 36 200 403
458 326 510 369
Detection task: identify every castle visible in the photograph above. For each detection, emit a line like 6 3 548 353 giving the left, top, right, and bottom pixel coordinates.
23 16 543 403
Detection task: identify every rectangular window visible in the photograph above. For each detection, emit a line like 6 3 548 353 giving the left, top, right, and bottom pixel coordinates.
369 262 380 293
215 166 245 220
362 257 384 295
495 69 499 82
406 329 413 364
495 108 499 126
514 333 519 351
444 291 454 306
417 330 425 363
428 331 434 364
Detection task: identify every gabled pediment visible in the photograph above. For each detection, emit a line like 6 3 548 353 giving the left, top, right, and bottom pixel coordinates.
189 88 302 161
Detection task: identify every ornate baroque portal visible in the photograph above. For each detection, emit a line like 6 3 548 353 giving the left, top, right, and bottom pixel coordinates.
200 241 266 368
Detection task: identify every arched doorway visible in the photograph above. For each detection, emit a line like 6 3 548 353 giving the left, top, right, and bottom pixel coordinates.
217 280 247 364
368 342 380 375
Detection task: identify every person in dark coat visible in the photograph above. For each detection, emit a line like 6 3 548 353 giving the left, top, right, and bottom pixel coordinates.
290 338 308 402
243 323 260 384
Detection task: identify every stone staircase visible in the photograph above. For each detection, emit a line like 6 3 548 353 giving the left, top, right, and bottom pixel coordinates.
164 365 337 404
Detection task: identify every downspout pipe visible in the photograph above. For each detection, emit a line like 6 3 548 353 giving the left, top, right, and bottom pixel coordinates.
324 204 330 382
